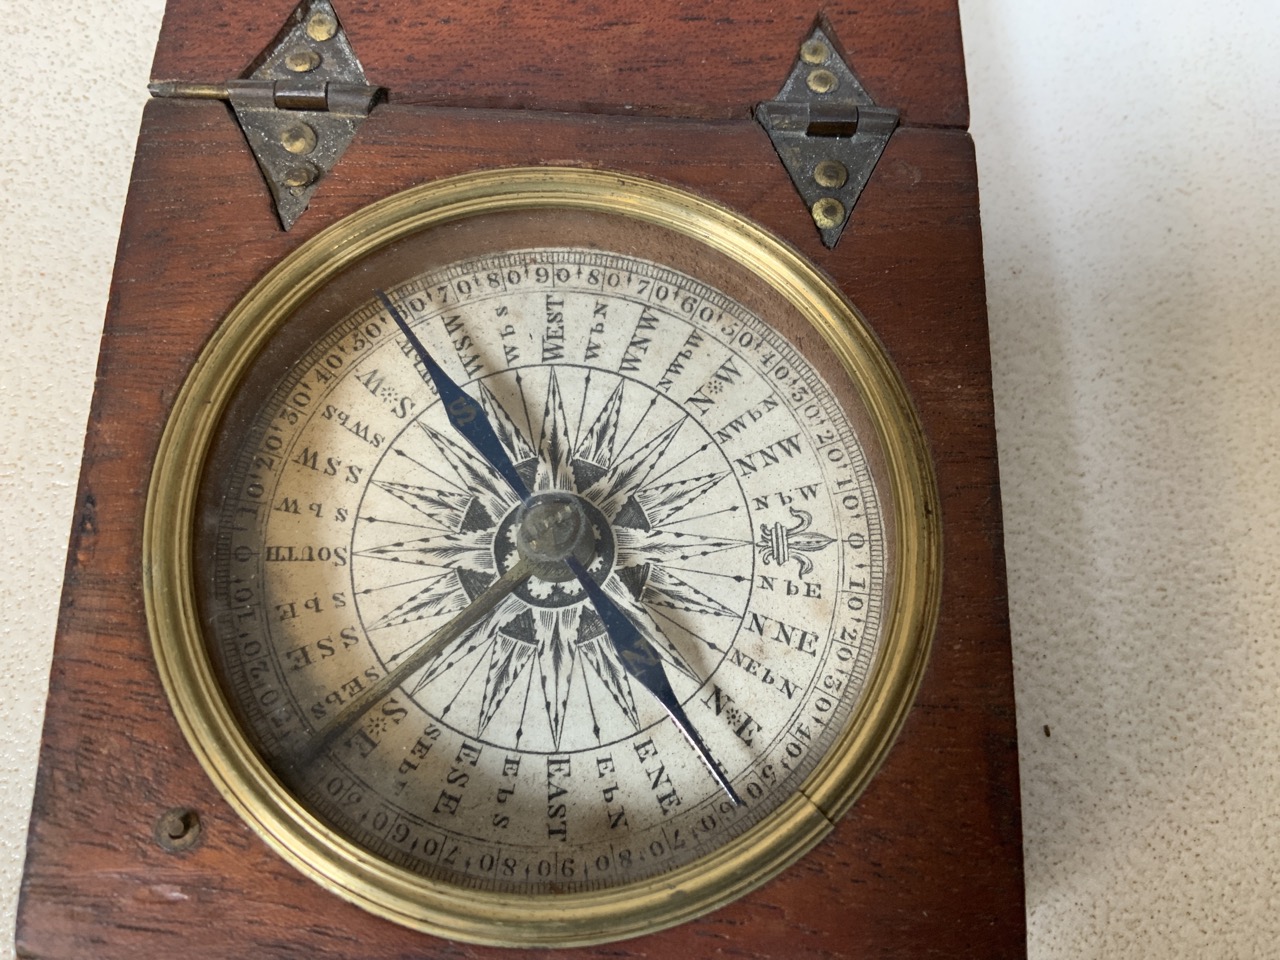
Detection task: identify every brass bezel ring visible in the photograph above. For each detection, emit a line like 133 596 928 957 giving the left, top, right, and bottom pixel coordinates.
143 167 941 947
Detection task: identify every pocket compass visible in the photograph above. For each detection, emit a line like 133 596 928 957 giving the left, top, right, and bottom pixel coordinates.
18 1 1024 956
146 169 939 944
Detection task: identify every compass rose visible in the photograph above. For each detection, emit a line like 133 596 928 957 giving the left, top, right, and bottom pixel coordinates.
352 365 753 752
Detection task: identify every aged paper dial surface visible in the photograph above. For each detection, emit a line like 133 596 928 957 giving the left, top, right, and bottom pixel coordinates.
217 247 882 887
151 170 937 944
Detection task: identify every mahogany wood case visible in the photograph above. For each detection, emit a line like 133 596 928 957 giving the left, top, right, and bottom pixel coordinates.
17 0 1026 957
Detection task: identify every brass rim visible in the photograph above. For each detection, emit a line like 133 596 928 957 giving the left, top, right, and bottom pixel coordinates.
143 167 941 946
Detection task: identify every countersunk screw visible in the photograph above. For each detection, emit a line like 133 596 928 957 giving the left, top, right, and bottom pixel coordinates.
306 12 338 41
813 159 848 188
284 48 322 72
281 121 318 155
800 39 829 64
806 68 839 94
282 164 318 189
811 197 846 230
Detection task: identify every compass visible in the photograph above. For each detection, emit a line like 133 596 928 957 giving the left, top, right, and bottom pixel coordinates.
145 169 938 944
18 2 1025 956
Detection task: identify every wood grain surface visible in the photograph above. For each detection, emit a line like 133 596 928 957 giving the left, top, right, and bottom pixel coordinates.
18 3 1022 956
149 0 969 127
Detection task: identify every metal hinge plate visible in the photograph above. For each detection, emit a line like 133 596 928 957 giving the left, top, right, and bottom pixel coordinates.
756 26 899 248
150 0 383 229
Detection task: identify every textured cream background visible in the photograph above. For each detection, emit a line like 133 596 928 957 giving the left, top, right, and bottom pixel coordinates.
2 1 1276 957
963 2 1280 957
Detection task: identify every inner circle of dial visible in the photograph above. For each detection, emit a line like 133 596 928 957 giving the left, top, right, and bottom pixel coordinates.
350 358 754 754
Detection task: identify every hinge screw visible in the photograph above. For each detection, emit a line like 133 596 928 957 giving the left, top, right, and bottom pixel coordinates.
800 39 829 64
281 121 319 155
806 69 839 94
306 11 338 41
811 197 845 229
282 163 319 188
284 48 322 72
813 159 848 188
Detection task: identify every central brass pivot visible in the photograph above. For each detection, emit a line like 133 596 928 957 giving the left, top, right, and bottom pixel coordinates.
514 492 598 582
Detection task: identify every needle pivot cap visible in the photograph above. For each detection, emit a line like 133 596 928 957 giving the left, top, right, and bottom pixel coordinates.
515 492 599 582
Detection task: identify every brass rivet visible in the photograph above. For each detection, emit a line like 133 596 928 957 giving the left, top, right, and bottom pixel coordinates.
281 122 318 155
284 48 322 73
811 198 845 230
306 12 338 41
282 164 318 188
800 39 829 64
806 69 839 94
155 808 202 852
813 159 848 189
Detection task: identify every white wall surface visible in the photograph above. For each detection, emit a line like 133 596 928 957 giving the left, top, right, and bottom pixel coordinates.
2 1 1276 957
962 2 1280 956
2 2 170 957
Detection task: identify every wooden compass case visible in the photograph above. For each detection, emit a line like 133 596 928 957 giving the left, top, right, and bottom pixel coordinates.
17 1 1025 957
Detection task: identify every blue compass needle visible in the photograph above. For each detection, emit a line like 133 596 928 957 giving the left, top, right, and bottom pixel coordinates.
565 555 742 806
378 289 741 805
376 289 532 502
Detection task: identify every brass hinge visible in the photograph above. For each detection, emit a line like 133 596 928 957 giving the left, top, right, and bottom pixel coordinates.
756 25 899 248
150 0 383 229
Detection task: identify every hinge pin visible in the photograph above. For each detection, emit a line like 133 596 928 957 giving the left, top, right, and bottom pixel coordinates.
147 0 382 230
756 25 900 247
